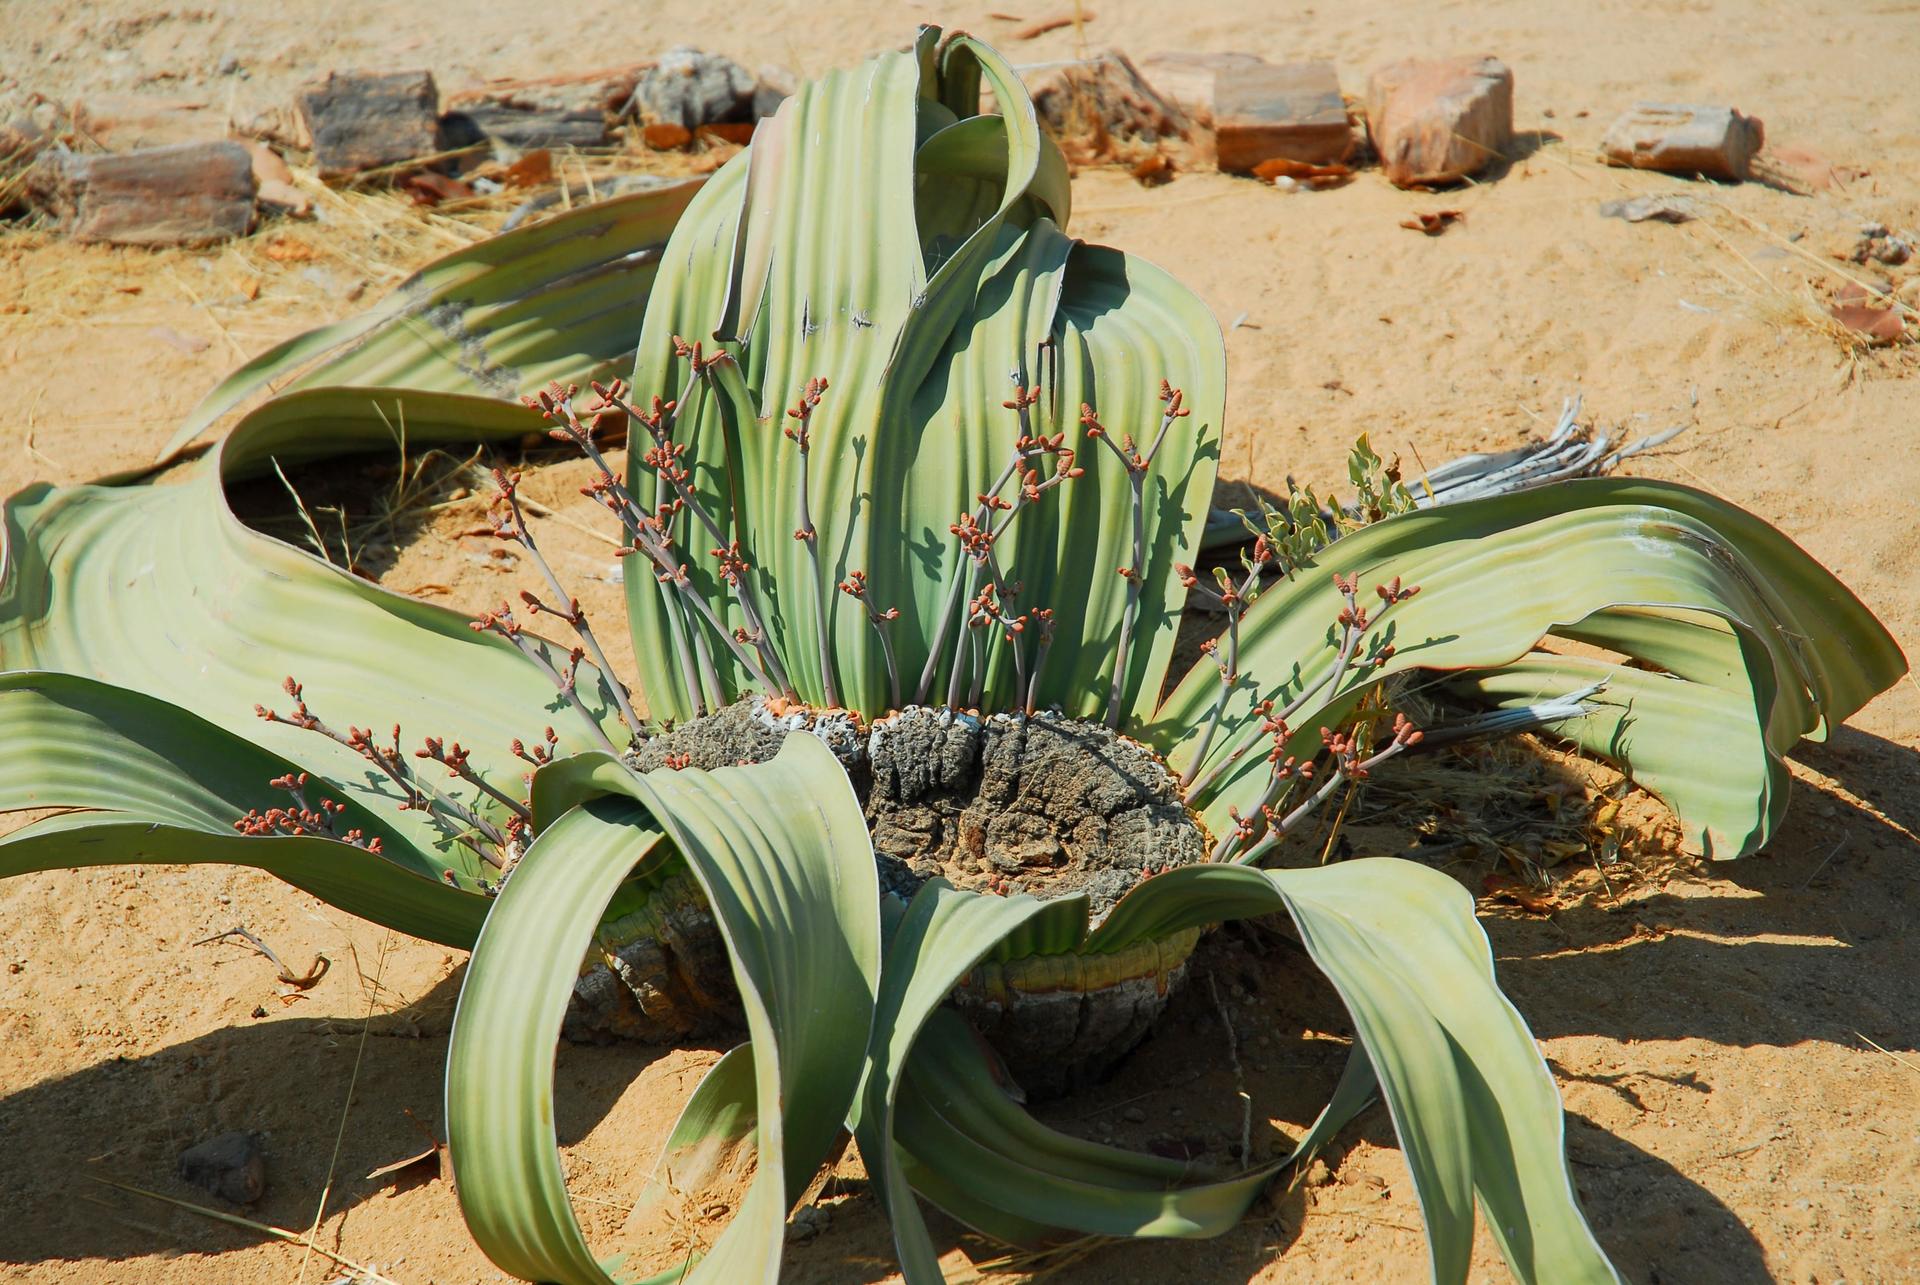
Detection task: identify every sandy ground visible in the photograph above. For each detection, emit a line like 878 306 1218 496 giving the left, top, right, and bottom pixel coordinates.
2 2 1919 1282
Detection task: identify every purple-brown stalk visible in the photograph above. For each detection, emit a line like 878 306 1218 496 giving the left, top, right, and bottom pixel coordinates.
1083 381 1189 728
1185 573 1420 803
1223 711 1425 865
530 338 798 704
1174 535 1275 790
478 466 640 743
786 376 840 708
470 599 617 757
922 383 1082 709
256 677 516 869
837 569 903 710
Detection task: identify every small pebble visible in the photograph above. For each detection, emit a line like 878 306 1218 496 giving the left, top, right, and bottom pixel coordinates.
178 1131 266 1205
1122 1105 1148 1123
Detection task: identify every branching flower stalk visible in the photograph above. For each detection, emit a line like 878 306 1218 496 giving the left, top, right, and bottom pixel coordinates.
837 570 903 710
1185 573 1421 802
525 378 721 706
1174 536 1274 790
1084 381 1189 728
233 770 384 854
479 467 641 742
535 342 798 702
1227 712 1425 866
256 677 509 868
531 365 790 700
925 384 1081 708
470 600 618 758
1024 607 1056 716
913 384 1082 703
786 376 841 708
619 340 795 697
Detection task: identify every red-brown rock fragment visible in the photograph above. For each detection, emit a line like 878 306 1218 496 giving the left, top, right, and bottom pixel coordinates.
1366 56 1514 188
30 140 256 246
1599 103 1764 182
297 70 441 180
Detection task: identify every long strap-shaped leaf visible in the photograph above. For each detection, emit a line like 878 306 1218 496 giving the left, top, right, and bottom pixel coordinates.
1154 479 1905 856
2 387 626 875
0 671 486 945
1452 627 1790 853
854 880 1367 1279
160 179 705 461
864 860 1619 1284
447 735 880 1284
892 1012 1375 1245
622 29 1222 722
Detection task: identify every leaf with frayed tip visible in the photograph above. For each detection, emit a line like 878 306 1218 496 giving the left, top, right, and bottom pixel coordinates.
160 179 707 462
1154 478 1905 857
621 32 1222 723
0 671 486 945
448 735 880 1285
856 859 1610 1283
2 386 626 874
1447 642 1787 858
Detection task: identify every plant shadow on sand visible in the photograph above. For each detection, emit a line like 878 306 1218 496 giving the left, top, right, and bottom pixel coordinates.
3 730 1913 1280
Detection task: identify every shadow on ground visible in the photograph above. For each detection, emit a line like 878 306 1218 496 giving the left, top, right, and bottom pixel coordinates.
5 741 1915 1280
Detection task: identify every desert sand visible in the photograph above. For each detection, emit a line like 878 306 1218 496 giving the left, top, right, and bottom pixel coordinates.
1 2 1917 1282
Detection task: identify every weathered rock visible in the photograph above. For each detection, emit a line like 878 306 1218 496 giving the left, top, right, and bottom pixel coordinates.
1599 103 1763 182
179 1131 266 1205
1366 55 1513 188
635 47 754 129
448 63 648 120
1143 55 1350 172
30 141 255 246
296 70 441 180
1597 194 1698 224
1138 50 1266 125
1022 51 1190 161
752 64 797 119
442 104 609 153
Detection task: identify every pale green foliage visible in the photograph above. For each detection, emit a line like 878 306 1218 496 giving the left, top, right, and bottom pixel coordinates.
0 24 1905 1285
